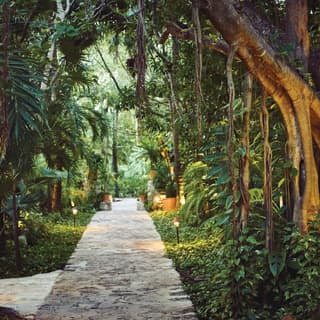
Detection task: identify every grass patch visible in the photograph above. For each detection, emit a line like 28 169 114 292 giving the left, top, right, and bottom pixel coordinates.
0 208 95 278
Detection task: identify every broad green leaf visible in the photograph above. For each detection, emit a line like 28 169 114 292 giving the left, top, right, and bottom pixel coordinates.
268 251 286 277
207 165 223 178
216 171 231 185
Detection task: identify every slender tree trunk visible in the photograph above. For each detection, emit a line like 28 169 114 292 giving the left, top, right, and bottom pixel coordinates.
284 143 293 221
112 110 119 198
136 0 147 109
192 3 203 156
0 210 5 253
168 37 182 203
47 182 52 212
51 162 62 212
51 180 62 212
226 46 238 240
12 178 22 272
0 1 10 163
239 73 253 230
260 90 273 252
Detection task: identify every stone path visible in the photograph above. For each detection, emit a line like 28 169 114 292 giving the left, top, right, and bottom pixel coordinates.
0 270 61 317
36 198 197 320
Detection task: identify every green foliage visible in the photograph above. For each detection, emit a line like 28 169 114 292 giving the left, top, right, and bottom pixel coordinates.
180 161 208 225
280 221 320 318
165 180 177 197
151 210 320 319
0 209 94 278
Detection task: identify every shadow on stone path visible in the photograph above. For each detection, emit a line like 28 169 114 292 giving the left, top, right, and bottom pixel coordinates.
36 198 198 320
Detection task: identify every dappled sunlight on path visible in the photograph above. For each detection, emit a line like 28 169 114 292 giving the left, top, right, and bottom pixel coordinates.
36 198 197 320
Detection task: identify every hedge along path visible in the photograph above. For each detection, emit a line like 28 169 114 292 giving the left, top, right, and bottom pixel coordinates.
36 198 197 320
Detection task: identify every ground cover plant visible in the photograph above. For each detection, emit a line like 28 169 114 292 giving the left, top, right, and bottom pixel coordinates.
0 207 95 278
151 210 320 320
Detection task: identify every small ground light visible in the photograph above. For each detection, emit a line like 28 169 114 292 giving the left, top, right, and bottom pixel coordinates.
172 218 181 244
72 207 78 227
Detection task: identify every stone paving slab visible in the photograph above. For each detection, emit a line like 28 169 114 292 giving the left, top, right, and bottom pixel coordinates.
36 198 198 320
0 270 61 317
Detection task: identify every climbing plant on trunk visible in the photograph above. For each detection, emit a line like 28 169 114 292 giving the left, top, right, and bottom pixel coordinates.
195 0 320 231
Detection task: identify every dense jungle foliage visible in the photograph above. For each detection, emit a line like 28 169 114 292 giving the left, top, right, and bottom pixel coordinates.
1 0 320 318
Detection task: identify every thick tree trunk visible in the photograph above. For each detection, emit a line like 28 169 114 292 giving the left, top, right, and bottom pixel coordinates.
239 73 253 230
286 0 309 71
197 0 320 231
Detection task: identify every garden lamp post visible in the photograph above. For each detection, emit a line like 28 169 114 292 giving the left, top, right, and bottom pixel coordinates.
72 207 78 227
173 218 181 244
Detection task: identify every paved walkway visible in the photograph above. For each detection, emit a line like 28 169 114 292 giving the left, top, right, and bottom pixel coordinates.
36 198 197 320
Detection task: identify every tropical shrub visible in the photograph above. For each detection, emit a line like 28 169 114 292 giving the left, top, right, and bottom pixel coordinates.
151 209 320 320
180 161 209 225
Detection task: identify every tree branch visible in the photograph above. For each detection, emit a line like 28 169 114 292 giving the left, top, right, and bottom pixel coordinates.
95 45 123 95
160 21 231 56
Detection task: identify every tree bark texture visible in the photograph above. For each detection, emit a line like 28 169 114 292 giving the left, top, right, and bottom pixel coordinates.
227 46 238 240
51 180 62 212
0 2 10 162
197 0 320 231
51 163 63 212
239 73 253 230
286 0 309 71
136 0 147 109
260 90 273 252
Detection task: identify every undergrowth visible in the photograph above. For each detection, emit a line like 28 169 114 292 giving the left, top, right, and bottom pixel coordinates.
151 209 320 320
0 207 95 278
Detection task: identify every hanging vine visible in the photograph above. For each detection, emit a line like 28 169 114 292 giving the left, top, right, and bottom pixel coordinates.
192 2 203 156
239 73 253 230
226 45 238 240
260 89 273 252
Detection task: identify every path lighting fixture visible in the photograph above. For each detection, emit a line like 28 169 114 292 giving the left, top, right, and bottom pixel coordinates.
172 218 181 244
72 207 78 227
